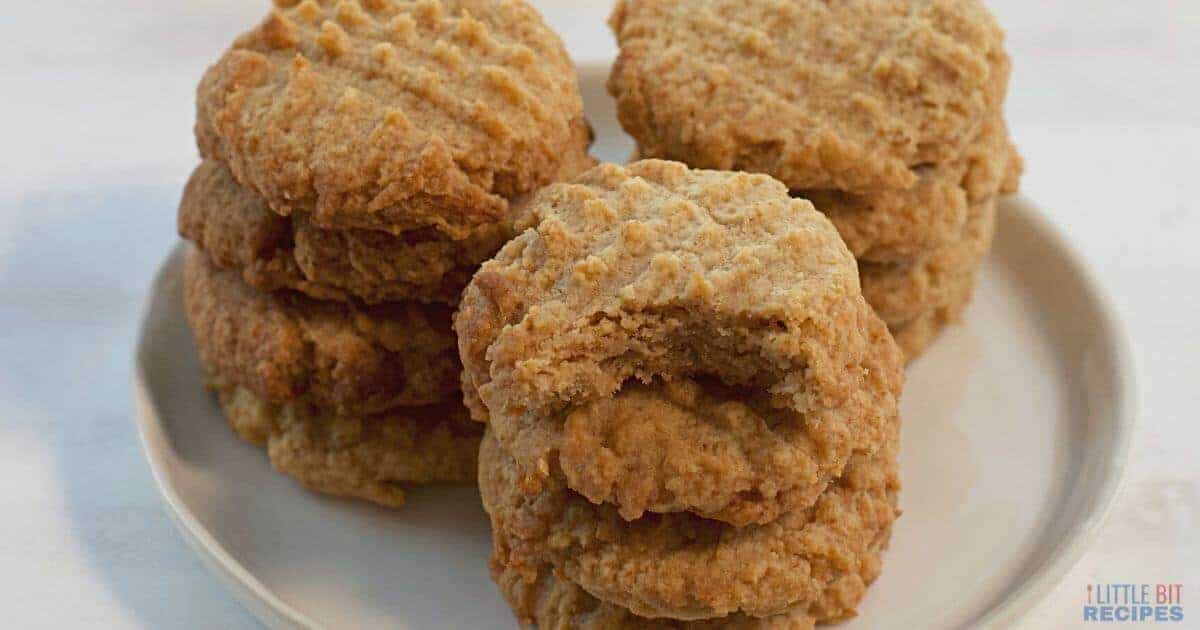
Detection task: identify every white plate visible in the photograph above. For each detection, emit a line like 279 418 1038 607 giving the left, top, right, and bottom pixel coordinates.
133 64 1134 629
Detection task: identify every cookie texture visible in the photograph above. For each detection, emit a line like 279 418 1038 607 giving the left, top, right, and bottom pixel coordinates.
214 379 480 507
859 199 996 326
183 249 460 415
493 562 820 629
891 272 977 362
180 160 505 304
196 0 589 235
480 420 900 621
457 160 902 526
804 117 1014 262
609 0 1009 192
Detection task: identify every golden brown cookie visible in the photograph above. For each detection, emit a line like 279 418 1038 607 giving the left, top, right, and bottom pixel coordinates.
869 267 977 330
891 272 977 362
183 249 459 416
180 159 511 304
493 561 820 629
214 379 480 507
609 0 1010 192
480 418 899 621
457 160 903 526
804 117 1015 262
1000 141 1024 196
860 199 996 326
196 0 590 235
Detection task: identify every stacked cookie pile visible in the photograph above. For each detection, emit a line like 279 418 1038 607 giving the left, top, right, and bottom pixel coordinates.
609 0 1021 361
180 0 592 506
459 160 904 627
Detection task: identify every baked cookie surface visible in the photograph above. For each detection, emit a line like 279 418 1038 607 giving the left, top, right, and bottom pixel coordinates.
480 423 900 621
805 118 1015 262
457 160 902 526
214 380 480 507
609 0 1009 192
180 160 512 304
196 0 589 235
183 249 460 415
493 561 820 629
891 272 977 362
860 199 996 326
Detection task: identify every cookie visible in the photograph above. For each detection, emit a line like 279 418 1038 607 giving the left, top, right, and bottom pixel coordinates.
180 160 509 304
457 160 903 526
609 0 1010 192
859 198 996 326
180 154 594 305
1000 141 1024 196
183 249 459 416
480 419 899 621
196 0 590 235
891 272 977 362
214 379 480 507
493 560 821 629
874 266 978 330
804 117 1015 262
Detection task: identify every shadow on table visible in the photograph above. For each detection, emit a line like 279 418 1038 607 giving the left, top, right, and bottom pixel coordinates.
0 184 256 627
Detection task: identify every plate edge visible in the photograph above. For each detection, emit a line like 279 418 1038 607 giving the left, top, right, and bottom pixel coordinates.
131 243 319 630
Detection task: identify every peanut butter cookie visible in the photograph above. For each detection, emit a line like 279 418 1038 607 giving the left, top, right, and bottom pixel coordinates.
183 249 459 416
480 419 899 621
214 379 480 507
891 272 977 362
457 160 902 526
804 118 1015 262
493 564 822 629
179 159 573 304
609 0 1010 192
196 0 589 235
859 199 996 326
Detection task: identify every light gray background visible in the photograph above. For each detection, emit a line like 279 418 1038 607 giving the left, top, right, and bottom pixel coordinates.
1 1 1196 627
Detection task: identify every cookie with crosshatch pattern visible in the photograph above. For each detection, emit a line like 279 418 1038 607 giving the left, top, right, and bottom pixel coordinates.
456 160 903 527
608 0 1010 193
195 0 590 236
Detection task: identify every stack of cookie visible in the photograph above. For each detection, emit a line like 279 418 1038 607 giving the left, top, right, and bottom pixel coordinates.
180 0 592 506
459 161 904 627
609 0 1022 361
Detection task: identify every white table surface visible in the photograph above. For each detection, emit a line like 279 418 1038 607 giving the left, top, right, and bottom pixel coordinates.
1 1 1196 628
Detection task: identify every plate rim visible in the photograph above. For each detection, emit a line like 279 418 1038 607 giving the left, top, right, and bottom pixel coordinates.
131 245 317 630
132 62 1136 630
970 197 1137 629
